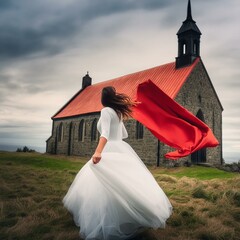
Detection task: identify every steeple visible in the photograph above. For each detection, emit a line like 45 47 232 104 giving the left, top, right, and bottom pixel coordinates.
175 0 202 68
186 0 193 21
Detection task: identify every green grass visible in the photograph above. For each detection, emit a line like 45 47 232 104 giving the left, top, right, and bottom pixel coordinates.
0 151 85 170
151 165 236 180
0 152 239 240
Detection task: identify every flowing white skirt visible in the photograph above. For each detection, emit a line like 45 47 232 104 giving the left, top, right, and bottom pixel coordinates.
63 140 172 240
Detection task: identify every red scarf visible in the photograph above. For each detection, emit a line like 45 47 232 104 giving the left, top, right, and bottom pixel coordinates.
132 80 219 159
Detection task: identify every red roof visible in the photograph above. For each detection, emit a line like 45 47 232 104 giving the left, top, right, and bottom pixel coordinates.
53 58 200 119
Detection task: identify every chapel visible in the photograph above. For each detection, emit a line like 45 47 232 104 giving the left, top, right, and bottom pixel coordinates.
46 0 223 166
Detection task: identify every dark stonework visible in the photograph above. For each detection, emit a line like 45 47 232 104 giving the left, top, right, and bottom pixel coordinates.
46 60 223 166
47 114 100 157
123 119 158 165
161 60 223 166
46 115 158 165
177 60 222 164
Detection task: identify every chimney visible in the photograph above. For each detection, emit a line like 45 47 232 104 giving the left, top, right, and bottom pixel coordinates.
82 72 92 89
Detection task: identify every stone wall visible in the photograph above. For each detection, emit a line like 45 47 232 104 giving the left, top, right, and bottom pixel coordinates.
46 114 158 165
172 60 223 165
46 60 223 166
124 119 158 165
47 114 100 157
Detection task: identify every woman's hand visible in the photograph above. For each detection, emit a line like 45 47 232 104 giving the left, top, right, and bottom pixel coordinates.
92 137 107 164
92 151 102 164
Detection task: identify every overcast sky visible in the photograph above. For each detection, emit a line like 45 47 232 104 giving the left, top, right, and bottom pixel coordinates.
0 0 239 163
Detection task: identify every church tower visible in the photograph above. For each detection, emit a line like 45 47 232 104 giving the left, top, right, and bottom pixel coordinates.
176 0 201 68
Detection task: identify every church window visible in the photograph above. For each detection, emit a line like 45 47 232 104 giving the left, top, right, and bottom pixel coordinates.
91 118 98 142
78 119 86 142
196 109 204 122
183 43 186 55
193 40 199 55
193 43 197 54
136 121 144 139
198 95 202 104
58 123 64 142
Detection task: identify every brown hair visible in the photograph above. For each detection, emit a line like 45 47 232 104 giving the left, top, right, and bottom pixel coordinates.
101 86 136 120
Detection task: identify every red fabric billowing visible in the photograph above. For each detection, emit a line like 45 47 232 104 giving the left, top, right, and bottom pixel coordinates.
132 80 219 159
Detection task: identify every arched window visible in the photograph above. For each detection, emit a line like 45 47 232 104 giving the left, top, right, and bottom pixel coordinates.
198 95 202 104
183 43 186 55
136 121 144 139
58 123 63 142
78 119 86 142
196 109 204 122
91 118 98 142
193 43 197 54
193 40 199 55
68 122 73 156
191 109 206 163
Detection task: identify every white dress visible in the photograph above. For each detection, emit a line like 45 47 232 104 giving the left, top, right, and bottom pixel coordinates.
63 107 172 240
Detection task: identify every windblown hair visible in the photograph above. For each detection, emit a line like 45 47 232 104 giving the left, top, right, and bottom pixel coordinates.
101 86 136 120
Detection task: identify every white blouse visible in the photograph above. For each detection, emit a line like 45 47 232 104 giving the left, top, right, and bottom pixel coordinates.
97 107 128 141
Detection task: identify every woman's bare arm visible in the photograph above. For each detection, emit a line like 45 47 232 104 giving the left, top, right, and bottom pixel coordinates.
92 137 107 164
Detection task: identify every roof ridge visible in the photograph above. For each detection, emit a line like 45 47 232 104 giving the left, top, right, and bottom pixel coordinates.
93 61 176 86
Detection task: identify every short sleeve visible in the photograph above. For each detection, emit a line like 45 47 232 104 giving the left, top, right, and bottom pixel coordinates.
121 122 128 139
100 108 111 140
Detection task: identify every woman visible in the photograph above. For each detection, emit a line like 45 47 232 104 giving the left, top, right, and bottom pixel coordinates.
63 86 172 240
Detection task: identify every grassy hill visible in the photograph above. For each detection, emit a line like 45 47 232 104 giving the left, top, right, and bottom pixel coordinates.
0 152 239 240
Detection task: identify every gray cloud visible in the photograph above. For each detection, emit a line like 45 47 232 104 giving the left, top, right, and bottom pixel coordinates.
0 27 61 59
0 0 177 61
0 77 22 91
0 125 25 128
0 132 45 140
0 0 13 9
227 76 240 88
225 139 240 142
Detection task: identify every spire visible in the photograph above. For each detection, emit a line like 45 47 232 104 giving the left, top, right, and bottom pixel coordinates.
186 0 193 21
177 0 201 35
175 0 202 68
